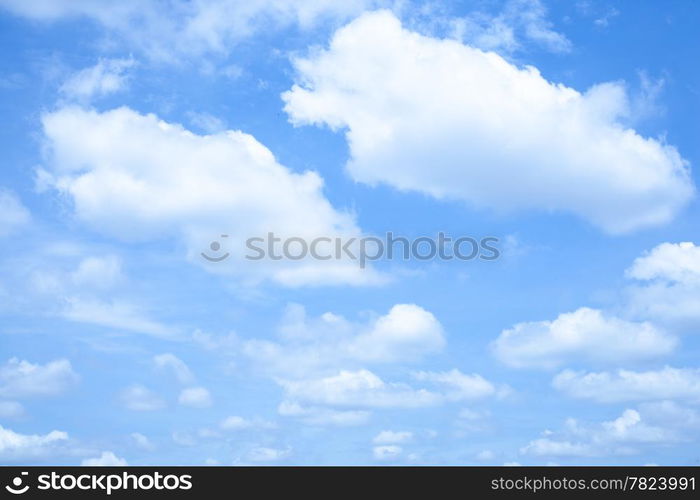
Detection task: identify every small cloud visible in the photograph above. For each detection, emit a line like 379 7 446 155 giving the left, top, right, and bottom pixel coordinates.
373 445 402 461
247 446 291 462
81 451 128 466
0 425 68 460
178 387 212 408
120 385 165 412
153 354 195 385
0 189 30 237
60 58 135 102
130 432 155 451
0 358 79 399
373 430 413 444
0 401 24 419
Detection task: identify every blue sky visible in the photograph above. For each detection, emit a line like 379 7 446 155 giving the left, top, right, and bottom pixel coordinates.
0 0 699 465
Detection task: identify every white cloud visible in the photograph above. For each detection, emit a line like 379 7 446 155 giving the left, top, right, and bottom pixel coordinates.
19 251 170 337
0 425 68 460
244 303 445 376
0 0 382 61
280 369 441 409
627 242 700 282
0 189 30 236
247 446 291 462
520 438 595 458
63 297 175 337
347 304 446 362
373 430 413 444
412 369 499 401
153 353 195 385
178 387 212 408
172 431 196 447
186 111 227 134
283 10 693 234
81 451 128 466
449 0 571 54
553 367 700 403
279 368 496 410
521 409 672 459
0 358 78 398
219 415 275 431
70 255 123 290
120 385 165 411
373 444 402 460
130 432 154 451
60 58 135 102
492 307 675 369
40 106 381 286
277 401 370 427
625 242 700 331
0 401 24 419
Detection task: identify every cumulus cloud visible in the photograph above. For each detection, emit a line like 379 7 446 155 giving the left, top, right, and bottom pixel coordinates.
0 0 382 61
178 387 212 408
81 451 128 466
0 425 68 461
0 189 30 236
492 307 676 369
120 385 165 412
283 11 693 233
243 303 445 376
553 367 700 403
40 106 380 286
625 242 700 331
0 358 78 398
60 58 135 102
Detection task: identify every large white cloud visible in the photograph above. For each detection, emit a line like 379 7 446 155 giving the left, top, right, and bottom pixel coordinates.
283 10 693 233
492 307 675 369
553 367 700 403
40 106 380 286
